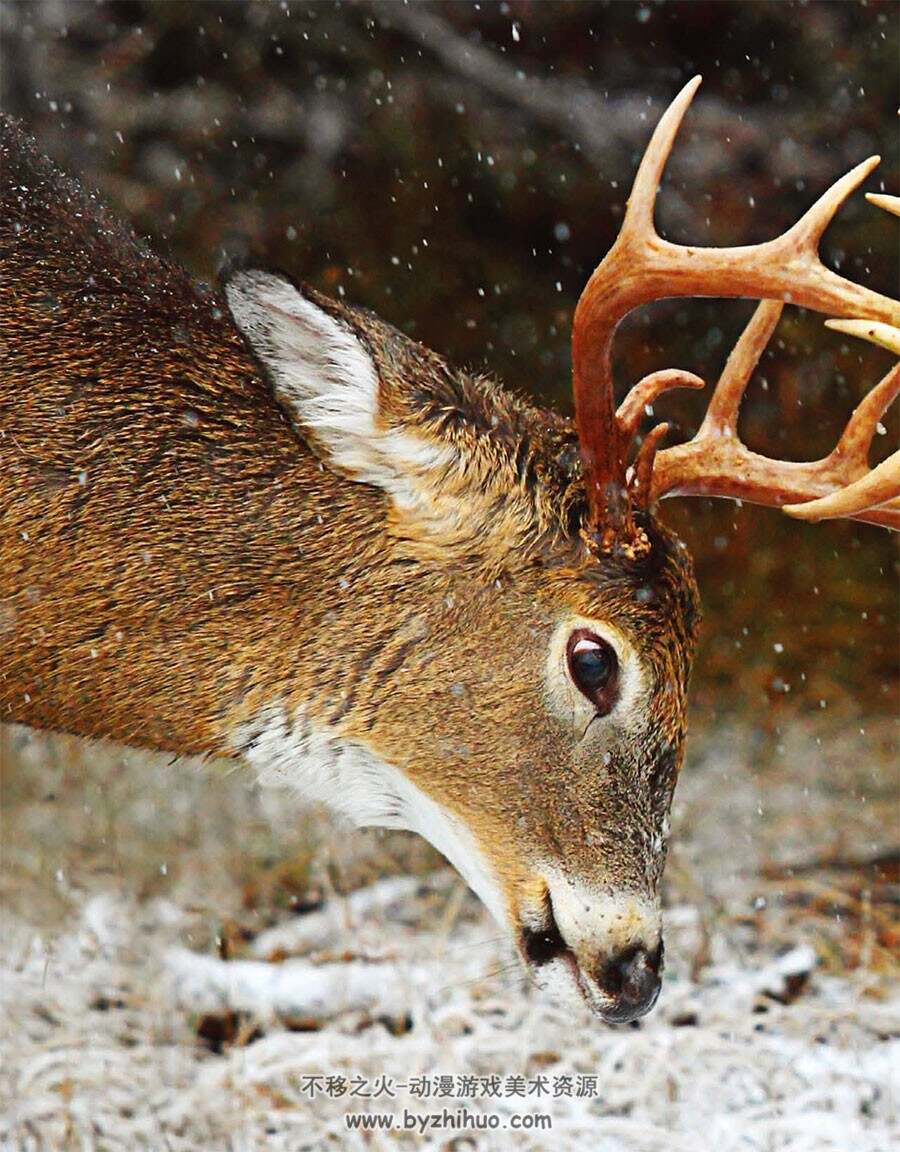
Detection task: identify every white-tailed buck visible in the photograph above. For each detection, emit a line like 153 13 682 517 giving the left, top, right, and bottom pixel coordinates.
2 79 898 1023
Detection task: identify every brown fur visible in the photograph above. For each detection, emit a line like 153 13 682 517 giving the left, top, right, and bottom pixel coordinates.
0 115 700 931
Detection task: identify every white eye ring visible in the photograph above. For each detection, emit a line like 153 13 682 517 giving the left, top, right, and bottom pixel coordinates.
544 617 648 735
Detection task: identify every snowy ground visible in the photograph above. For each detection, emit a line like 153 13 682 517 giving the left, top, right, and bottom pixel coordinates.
1 720 898 1152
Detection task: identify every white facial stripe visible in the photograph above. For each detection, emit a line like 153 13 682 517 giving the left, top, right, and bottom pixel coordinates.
231 705 510 927
543 614 648 734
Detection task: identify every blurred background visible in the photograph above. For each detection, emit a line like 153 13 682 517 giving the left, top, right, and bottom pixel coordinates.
2 0 896 726
2 5 897 1145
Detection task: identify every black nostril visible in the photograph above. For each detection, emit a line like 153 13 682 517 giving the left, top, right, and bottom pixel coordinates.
521 897 568 967
598 942 664 1011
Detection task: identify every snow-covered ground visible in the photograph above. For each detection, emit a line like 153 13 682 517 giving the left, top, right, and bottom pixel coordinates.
1 722 897 1151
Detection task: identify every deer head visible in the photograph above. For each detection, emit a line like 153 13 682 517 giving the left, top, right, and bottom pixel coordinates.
1 80 897 1023
221 269 699 1020
219 80 898 1021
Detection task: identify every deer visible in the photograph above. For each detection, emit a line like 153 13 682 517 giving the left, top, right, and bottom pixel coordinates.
1 77 898 1025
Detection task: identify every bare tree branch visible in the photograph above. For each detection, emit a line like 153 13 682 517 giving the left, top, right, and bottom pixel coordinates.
371 2 865 185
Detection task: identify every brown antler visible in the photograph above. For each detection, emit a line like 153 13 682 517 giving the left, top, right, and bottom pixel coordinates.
649 301 900 529
572 77 900 549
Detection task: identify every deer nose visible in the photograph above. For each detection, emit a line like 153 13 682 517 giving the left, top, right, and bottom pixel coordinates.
594 942 663 1022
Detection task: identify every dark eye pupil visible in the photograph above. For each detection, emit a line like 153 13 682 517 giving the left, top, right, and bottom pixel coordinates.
572 646 613 690
566 631 620 714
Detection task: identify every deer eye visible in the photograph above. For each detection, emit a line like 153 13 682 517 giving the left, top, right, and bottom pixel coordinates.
566 630 620 715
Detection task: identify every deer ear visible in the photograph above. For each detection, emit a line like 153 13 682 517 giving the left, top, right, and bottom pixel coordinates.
224 269 402 483
224 270 554 560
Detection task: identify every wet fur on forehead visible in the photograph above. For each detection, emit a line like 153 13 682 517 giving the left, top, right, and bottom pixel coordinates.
578 519 700 637
543 516 701 702
230 274 699 620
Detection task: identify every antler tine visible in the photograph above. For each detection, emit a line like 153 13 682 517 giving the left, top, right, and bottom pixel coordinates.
650 307 900 529
619 75 703 241
784 451 900 521
630 422 671 510
832 363 900 463
826 319 900 356
785 194 900 523
783 155 880 250
849 195 900 354
866 192 900 218
615 369 705 442
699 300 784 436
571 75 708 546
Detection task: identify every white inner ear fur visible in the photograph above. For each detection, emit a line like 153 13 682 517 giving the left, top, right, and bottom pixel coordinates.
543 615 648 735
225 270 380 475
225 270 453 496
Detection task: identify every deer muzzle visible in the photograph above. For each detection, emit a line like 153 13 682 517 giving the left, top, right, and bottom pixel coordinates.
519 875 663 1023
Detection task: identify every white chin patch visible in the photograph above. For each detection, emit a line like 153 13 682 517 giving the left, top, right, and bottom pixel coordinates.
232 704 509 927
529 955 594 1014
531 958 631 1021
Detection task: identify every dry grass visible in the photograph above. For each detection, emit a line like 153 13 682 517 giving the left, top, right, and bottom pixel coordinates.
1 718 898 1151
